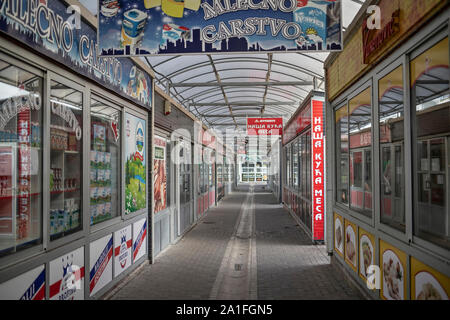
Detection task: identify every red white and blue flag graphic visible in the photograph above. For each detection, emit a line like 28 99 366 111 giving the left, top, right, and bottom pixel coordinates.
133 220 147 262
20 269 45 300
90 237 113 293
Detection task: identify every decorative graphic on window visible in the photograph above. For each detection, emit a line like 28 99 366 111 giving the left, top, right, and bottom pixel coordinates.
125 114 147 215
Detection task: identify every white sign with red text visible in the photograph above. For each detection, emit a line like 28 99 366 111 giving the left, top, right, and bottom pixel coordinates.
0 265 45 300
49 247 85 300
311 99 325 241
133 218 147 263
114 225 132 278
89 234 113 296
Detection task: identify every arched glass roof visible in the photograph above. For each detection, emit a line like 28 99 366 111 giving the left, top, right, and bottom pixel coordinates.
79 0 366 130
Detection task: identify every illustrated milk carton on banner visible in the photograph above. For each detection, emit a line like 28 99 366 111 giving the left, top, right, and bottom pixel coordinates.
121 9 148 48
294 0 337 49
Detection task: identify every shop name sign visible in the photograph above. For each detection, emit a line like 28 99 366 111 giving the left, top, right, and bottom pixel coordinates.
362 9 400 64
51 100 82 140
97 0 343 57
0 93 41 130
311 99 324 242
0 0 152 109
247 118 283 135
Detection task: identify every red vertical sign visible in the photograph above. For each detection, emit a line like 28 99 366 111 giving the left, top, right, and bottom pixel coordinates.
17 106 31 239
311 99 324 242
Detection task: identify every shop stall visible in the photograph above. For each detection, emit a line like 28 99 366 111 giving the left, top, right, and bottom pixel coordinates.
0 0 152 299
282 91 326 242
325 0 450 300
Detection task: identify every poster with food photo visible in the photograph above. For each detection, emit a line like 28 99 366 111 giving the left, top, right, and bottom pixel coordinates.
154 136 167 214
411 257 449 300
334 213 344 257
344 220 357 272
380 240 407 300
359 228 375 282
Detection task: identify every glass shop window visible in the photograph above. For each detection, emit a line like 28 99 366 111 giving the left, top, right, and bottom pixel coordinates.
335 105 349 205
411 37 449 249
89 97 121 225
50 80 83 240
379 65 405 231
0 60 43 257
286 146 291 187
349 87 372 217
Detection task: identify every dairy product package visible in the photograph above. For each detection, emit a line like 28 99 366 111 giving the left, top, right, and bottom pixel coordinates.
98 204 106 217
91 151 97 167
58 210 65 233
104 152 111 166
144 0 161 9
101 0 120 17
123 9 148 38
162 0 185 18
104 202 111 215
90 168 97 184
104 169 111 182
294 0 333 49
185 0 201 11
91 187 98 204
161 23 191 46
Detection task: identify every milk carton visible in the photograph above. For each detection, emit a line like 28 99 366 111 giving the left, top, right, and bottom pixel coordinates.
294 0 332 49
121 9 148 48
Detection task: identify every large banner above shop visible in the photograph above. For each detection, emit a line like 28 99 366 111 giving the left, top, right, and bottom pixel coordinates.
0 0 152 109
247 118 283 135
97 0 342 56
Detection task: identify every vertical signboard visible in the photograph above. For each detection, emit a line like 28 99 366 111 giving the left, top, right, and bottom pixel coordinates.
125 113 147 215
89 235 113 296
311 99 324 241
49 247 85 300
154 136 167 213
0 265 45 300
114 225 133 278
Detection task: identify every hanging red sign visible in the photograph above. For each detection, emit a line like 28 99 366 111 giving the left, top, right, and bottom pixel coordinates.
311 99 325 242
247 118 283 136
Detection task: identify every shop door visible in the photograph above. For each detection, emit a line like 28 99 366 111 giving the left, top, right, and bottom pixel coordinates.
178 142 193 235
416 138 448 237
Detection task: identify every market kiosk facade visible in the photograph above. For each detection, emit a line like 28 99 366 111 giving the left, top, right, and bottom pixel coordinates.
325 0 450 300
0 0 152 299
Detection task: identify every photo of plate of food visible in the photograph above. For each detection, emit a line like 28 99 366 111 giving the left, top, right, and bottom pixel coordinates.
345 225 356 267
335 218 343 254
382 249 404 300
415 271 448 300
359 235 374 278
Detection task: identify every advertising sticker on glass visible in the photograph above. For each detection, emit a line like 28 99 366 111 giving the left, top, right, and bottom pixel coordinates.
125 114 147 215
154 136 167 214
98 0 343 56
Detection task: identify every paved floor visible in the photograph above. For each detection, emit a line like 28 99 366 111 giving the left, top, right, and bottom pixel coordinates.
106 187 364 300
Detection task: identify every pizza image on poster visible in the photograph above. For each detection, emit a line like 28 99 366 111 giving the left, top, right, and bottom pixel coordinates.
411 257 449 300
344 220 357 272
380 240 406 300
334 213 344 257
359 228 375 283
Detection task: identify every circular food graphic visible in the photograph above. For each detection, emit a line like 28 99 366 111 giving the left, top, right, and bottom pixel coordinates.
334 218 343 253
382 250 404 300
359 235 373 278
345 225 356 267
415 271 448 300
